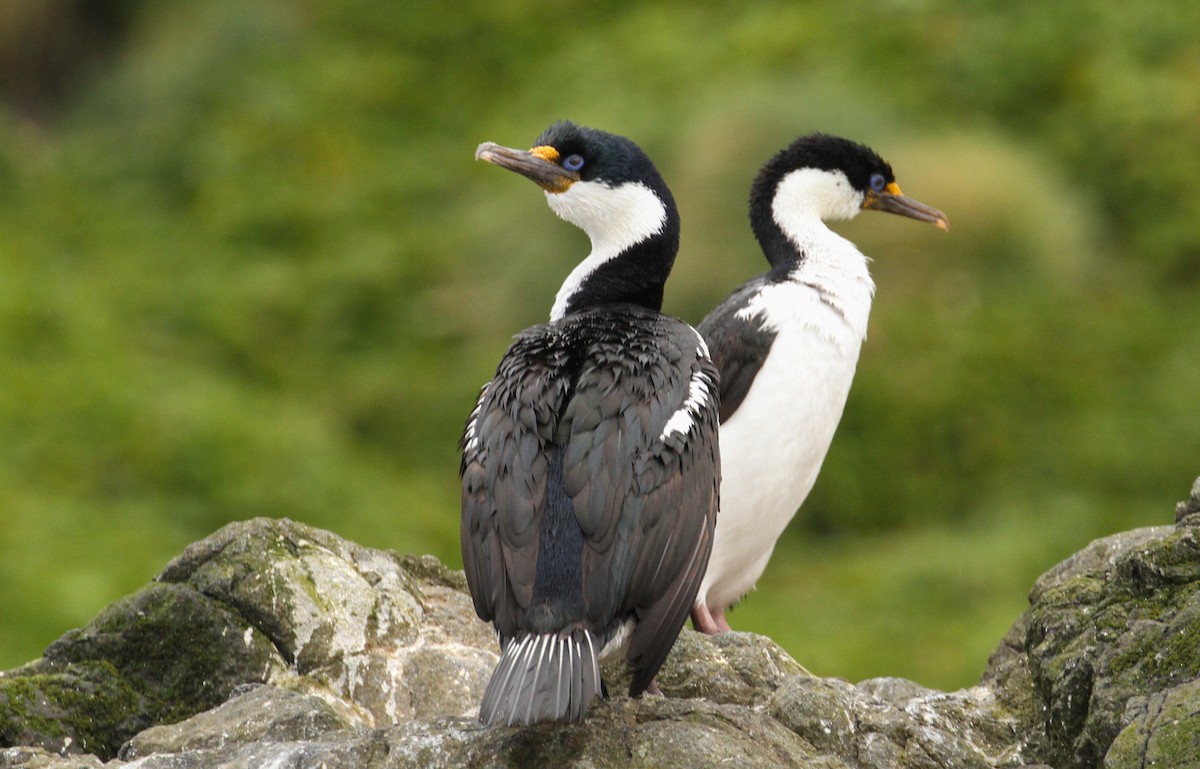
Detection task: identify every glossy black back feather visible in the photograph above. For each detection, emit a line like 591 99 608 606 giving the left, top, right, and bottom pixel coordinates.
528 445 585 632
461 304 720 723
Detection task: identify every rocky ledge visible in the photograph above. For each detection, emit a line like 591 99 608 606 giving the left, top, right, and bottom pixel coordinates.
2 478 1199 769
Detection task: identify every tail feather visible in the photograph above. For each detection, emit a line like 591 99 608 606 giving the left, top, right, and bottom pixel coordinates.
479 629 601 726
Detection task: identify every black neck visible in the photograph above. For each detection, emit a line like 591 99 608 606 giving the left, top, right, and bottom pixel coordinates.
560 205 680 317
749 189 804 269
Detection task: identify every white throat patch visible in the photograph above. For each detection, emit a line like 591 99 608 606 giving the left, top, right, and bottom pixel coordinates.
772 168 864 238
547 180 667 321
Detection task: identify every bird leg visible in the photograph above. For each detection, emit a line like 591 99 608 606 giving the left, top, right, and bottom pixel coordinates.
691 602 729 635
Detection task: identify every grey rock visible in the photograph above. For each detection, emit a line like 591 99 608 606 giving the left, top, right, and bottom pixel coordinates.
857 676 940 704
0 518 498 760
603 628 808 707
768 674 1026 769
0 581 283 758
2 478 1200 769
1103 677 1200 768
154 518 498 726
0 748 104 769
1175 475 1200 523
983 480 1200 769
119 684 362 758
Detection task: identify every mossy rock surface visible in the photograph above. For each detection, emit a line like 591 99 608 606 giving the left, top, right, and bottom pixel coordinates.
2 480 1199 768
984 476 1200 769
0 581 280 758
1103 677 1200 769
0 518 495 761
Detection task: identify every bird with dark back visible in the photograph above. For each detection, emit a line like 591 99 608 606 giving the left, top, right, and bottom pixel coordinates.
462 121 721 726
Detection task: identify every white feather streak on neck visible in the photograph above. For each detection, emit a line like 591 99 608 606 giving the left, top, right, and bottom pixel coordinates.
546 180 667 322
758 167 877 342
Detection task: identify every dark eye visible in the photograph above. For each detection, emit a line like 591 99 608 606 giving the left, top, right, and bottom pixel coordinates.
869 173 887 192
563 154 585 172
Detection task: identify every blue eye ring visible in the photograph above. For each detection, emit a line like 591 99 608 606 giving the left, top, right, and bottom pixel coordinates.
869 173 887 192
563 154 585 172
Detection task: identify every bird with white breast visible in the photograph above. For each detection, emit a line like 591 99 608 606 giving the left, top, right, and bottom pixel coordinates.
691 133 948 635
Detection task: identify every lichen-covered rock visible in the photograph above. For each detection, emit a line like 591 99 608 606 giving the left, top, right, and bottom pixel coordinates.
766 674 1032 769
983 477 1200 769
0 581 283 758
0 747 104 769
602 628 808 707
119 684 363 759
1103 677 1200 768
154 518 498 726
2 479 1199 769
0 518 498 760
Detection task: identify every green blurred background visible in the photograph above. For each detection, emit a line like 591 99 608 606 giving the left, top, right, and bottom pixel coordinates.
1 0 1198 690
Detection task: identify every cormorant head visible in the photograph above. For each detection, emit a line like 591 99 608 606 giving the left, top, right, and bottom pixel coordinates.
476 121 682 319
475 121 677 253
749 133 947 258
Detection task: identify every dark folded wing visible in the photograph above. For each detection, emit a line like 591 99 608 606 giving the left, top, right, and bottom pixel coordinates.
463 310 720 693
698 281 777 425
460 328 569 635
561 315 721 692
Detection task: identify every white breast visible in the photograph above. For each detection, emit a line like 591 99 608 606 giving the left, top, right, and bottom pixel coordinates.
697 228 875 612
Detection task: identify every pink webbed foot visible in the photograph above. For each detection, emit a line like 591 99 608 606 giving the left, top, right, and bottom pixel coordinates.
691 602 732 635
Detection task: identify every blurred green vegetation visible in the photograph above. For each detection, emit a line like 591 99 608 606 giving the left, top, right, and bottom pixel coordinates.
1 0 1198 689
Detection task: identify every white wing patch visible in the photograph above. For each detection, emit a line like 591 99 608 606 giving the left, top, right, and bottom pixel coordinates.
463 381 491 454
659 344 715 442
